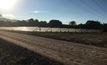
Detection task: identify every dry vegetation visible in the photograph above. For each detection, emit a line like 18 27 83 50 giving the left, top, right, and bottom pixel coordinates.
13 31 107 47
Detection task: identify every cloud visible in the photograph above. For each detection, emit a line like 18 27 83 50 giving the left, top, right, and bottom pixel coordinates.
32 10 48 14
33 11 41 13
2 14 16 19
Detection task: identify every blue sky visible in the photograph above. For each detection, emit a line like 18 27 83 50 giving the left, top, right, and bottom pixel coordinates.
0 0 107 24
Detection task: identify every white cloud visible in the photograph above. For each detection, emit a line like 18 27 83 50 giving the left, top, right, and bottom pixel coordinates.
33 10 48 14
33 11 41 13
2 14 16 19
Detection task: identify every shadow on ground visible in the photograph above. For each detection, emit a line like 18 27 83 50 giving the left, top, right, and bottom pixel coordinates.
0 38 63 65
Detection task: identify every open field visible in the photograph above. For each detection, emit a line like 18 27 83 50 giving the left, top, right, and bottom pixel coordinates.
34 32 107 47
8 30 107 47
0 38 63 65
0 30 107 65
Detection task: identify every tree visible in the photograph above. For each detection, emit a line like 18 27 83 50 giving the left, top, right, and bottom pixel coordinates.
77 23 84 29
103 23 107 32
28 18 39 26
48 20 62 27
39 21 47 27
0 20 5 26
28 18 34 26
85 20 102 29
34 19 39 26
69 21 76 26
14 20 27 26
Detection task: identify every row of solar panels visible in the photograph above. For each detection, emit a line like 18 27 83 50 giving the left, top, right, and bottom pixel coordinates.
0 27 102 33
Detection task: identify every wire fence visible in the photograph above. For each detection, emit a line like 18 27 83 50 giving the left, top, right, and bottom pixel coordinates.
0 27 102 33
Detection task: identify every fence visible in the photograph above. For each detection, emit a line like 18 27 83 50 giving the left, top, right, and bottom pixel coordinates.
0 27 102 33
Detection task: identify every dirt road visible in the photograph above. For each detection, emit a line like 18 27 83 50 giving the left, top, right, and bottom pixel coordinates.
0 30 107 65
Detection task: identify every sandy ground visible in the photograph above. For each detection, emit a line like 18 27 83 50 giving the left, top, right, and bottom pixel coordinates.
0 38 63 65
0 30 107 65
7 31 107 47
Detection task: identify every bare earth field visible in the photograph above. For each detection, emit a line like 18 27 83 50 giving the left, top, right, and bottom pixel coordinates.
9 31 107 47
0 30 107 65
0 38 63 65
36 32 107 47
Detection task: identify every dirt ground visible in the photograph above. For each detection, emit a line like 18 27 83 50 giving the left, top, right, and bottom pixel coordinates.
12 31 107 47
0 38 63 65
0 30 107 65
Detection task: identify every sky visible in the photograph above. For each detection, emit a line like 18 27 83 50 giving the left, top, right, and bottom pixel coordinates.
0 0 107 24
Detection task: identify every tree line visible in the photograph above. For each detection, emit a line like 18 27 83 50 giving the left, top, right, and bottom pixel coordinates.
0 18 107 32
